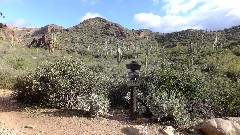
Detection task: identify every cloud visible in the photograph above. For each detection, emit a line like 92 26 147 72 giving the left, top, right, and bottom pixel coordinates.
134 13 194 32
134 13 162 29
135 0 240 33
7 18 31 27
162 0 207 15
79 12 101 22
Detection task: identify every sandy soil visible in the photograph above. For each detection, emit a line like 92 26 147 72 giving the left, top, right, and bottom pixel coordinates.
0 89 161 135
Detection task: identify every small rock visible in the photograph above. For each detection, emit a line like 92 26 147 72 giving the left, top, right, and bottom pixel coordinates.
159 126 175 135
10 99 17 103
24 125 34 129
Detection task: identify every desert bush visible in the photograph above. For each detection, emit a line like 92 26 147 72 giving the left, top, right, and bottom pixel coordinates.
231 46 240 56
108 75 129 108
137 63 213 128
0 58 26 89
6 56 32 70
0 70 16 89
209 76 240 117
13 57 110 116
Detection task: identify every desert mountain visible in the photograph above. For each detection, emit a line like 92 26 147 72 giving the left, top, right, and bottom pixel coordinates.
1 17 240 52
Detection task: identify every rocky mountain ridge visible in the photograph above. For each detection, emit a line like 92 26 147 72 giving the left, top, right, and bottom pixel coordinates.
1 17 152 47
1 17 240 50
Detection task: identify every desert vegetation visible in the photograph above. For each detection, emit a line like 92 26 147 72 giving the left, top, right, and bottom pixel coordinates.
0 17 239 132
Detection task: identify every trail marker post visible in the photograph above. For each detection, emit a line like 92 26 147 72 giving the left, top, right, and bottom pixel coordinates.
126 61 141 120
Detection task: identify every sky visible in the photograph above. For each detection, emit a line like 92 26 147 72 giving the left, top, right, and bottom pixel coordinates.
0 0 240 33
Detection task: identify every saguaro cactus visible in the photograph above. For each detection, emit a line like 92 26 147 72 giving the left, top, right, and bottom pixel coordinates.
188 42 194 53
110 47 113 56
187 42 194 68
11 36 14 46
87 45 90 51
117 43 122 66
0 29 3 41
145 47 149 69
49 33 57 53
213 32 218 50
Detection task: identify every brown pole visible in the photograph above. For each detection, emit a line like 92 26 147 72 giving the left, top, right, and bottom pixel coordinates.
130 85 137 120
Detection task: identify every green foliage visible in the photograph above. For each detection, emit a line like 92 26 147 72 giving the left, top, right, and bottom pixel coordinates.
0 70 17 88
14 57 110 116
231 45 240 56
108 76 129 108
137 63 212 128
209 76 240 117
205 52 240 81
1 19 240 130
6 56 32 70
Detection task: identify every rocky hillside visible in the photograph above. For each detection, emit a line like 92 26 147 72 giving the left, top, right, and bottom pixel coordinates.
0 23 64 46
0 23 30 44
55 17 155 54
0 17 154 54
1 17 240 52
155 25 240 49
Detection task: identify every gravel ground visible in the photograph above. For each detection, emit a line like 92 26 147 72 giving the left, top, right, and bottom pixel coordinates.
0 89 162 135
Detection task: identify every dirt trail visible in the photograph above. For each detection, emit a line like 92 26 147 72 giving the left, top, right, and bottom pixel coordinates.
0 89 160 135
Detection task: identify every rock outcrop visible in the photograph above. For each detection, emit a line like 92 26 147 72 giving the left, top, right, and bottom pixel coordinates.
198 117 240 135
0 23 23 44
32 24 64 36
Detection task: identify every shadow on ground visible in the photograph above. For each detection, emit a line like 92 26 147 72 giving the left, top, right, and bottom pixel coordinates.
0 91 25 112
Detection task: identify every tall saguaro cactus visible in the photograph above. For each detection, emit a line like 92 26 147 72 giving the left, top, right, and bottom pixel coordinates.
188 42 193 53
145 47 149 69
11 36 14 46
0 29 3 41
49 33 57 53
213 32 218 50
117 43 122 66
52 33 57 43
187 42 194 68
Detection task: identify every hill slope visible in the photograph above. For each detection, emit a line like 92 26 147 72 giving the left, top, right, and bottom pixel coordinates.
1 17 240 53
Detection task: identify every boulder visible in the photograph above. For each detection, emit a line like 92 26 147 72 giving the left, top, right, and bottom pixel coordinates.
198 117 240 135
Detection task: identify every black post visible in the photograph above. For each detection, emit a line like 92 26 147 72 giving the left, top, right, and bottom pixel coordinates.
126 61 141 120
130 84 137 120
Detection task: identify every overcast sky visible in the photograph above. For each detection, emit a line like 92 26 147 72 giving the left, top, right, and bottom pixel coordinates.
0 0 240 33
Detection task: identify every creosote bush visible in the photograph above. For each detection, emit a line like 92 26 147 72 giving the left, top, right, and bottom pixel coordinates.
14 57 110 116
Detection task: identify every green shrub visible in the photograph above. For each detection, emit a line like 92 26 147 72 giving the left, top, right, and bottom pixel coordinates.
231 46 240 56
6 56 32 70
0 58 25 89
108 76 129 108
137 63 212 128
13 57 110 116
0 70 16 89
209 76 240 117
